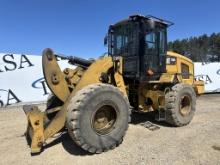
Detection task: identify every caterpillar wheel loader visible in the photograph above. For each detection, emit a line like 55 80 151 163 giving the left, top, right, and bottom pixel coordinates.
23 15 204 154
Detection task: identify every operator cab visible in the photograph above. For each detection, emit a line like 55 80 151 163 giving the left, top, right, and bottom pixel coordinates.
107 15 173 81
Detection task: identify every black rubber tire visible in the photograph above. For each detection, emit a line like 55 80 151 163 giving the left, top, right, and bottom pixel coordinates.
66 83 130 154
46 94 63 120
165 83 196 127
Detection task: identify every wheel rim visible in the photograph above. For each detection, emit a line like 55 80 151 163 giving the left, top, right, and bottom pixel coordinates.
92 105 117 135
179 95 191 116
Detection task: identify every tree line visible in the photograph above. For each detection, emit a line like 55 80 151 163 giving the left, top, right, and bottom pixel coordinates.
168 33 220 62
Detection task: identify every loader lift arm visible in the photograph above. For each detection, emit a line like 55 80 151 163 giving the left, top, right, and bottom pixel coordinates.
24 48 127 153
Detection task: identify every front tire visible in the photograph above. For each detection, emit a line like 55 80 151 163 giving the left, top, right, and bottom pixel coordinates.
165 83 196 126
66 83 130 153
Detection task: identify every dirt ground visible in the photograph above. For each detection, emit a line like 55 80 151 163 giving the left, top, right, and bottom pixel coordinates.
0 94 219 165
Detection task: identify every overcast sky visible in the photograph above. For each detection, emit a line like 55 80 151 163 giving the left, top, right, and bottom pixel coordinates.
0 0 219 58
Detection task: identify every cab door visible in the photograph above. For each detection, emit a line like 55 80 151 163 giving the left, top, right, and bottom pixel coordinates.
111 22 140 79
141 28 166 81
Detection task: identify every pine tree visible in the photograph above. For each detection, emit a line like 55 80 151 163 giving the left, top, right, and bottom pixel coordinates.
168 33 220 62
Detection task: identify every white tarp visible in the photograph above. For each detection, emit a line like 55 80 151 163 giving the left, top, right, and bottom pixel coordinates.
194 62 220 92
0 53 220 107
0 53 73 107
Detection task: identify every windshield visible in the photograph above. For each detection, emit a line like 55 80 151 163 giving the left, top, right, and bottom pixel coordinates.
109 23 138 56
114 32 129 55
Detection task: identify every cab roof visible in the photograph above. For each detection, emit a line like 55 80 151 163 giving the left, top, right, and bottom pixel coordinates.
112 14 174 27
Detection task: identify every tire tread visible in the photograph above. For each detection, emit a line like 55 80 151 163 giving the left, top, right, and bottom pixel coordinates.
66 83 130 153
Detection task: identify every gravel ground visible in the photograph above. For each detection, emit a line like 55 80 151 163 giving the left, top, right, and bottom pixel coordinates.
0 94 220 165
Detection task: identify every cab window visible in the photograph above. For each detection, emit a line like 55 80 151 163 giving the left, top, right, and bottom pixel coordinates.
181 63 190 79
166 56 176 65
145 32 156 51
159 29 166 54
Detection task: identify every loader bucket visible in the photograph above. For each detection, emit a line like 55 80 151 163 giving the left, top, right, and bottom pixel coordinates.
23 105 45 153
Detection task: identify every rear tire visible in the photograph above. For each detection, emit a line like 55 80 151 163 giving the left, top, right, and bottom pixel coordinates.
165 83 196 126
66 83 130 153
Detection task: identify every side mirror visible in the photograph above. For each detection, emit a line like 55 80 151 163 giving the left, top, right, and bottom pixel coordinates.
104 35 108 47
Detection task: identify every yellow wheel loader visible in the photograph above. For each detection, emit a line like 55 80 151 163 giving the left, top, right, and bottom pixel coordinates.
23 15 204 154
